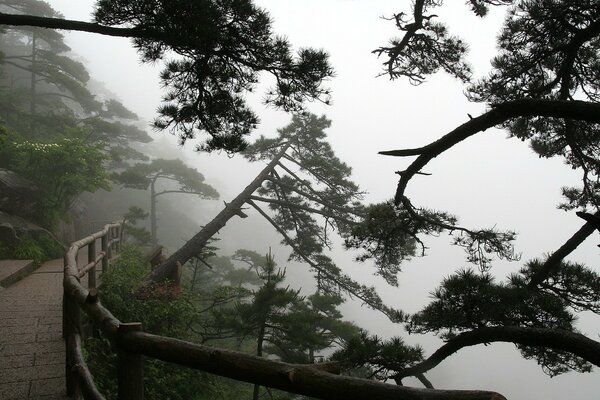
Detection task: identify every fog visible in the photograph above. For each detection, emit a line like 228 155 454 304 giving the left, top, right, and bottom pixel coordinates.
42 1 600 398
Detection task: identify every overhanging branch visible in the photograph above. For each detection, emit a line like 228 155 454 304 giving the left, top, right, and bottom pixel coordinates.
393 326 600 382
379 99 600 205
527 211 600 288
0 12 161 40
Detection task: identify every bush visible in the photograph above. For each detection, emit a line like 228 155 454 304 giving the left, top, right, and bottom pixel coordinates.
1 233 64 265
13 236 46 265
84 246 215 400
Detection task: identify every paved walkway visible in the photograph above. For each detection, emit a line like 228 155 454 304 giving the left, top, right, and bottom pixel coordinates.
0 259 69 400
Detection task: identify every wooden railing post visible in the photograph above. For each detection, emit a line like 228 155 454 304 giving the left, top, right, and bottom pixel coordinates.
115 225 121 253
88 239 96 289
101 231 109 273
117 323 144 400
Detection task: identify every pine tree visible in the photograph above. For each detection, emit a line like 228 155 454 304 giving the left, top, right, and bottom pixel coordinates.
214 250 359 400
369 0 600 390
0 0 153 167
148 114 407 322
113 158 219 244
0 0 334 152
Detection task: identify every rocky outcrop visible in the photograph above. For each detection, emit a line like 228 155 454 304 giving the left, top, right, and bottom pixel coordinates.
0 168 38 220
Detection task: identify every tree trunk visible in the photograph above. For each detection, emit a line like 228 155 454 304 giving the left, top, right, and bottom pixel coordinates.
150 175 158 245
30 32 37 132
253 321 266 400
144 142 291 285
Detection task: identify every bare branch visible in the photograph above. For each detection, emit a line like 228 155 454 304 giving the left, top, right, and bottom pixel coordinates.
378 99 600 205
393 326 600 382
527 211 600 288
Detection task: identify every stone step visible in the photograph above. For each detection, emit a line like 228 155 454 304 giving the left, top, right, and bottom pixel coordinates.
0 260 37 288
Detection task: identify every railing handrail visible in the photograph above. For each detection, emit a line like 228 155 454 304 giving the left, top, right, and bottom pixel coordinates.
63 224 503 400
63 222 122 399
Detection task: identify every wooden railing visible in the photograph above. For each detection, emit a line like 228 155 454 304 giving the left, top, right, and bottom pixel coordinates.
63 222 121 399
63 223 501 400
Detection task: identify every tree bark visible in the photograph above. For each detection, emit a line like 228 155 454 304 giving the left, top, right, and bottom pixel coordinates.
0 12 165 41
253 320 266 400
145 142 291 285
527 211 599 288
120 330 506 400
150 174 158 245
30 31 37 117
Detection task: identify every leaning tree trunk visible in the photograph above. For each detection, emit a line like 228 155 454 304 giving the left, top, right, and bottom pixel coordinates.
144 142 291 285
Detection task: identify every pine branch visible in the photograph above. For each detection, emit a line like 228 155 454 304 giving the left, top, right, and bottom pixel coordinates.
249 195 356 225
150 142 292 284
267 176 365 218
379 99 600 205
527 211 600 288
154 190 215 198
247 200 403 322
392 326 600 382
0 12 164 40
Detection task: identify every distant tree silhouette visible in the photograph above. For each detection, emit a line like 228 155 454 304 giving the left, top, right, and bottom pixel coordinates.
0 0 153 167
113 158 219 243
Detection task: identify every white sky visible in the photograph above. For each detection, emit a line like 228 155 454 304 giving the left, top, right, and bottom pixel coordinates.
42 1 600 398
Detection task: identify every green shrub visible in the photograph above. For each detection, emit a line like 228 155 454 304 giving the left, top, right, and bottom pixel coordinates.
36 234 64 259
13 235 46 265
84 246 215 400
2 233 64 265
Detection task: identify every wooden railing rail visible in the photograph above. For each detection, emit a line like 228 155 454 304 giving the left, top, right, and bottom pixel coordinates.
63 223 504 400
63 223 122 399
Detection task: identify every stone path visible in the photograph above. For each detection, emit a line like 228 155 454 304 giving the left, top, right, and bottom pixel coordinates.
0 258 69 400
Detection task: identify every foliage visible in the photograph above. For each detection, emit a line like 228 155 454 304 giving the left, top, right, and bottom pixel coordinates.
121 205 152 245
84 246 215 400
466 0 600 210
0 131 110 228
268 293 360 364
369 0 600 385
85 246 360 399
0 1 152 167
11 234 49 264
151 113 407 323
92 0 333 152
241 114 409 319
516 259 600 314
98 247 197 336
113 158 219 242
332 330 423 381
211 250 359 363
345 202 419 286
409 268 591 376
114 158 219 198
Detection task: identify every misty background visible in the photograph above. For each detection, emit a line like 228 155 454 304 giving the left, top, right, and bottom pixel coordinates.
40 1 600 398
